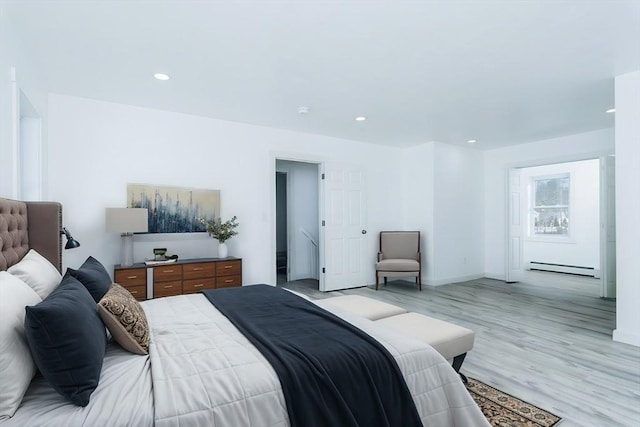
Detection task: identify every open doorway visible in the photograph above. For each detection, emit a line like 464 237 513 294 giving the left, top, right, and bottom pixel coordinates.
521 159 601 297
275 160 320 289
275 171 288 285
507 156 615 299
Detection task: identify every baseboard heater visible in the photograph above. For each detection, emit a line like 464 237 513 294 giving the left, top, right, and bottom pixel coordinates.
527 261 600 278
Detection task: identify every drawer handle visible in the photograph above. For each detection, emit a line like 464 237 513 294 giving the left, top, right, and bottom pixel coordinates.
194 284 204 288
224 265 233 269
192 267 204 271
127 275 138 279
163 269 174 273
225 279 233 283
163 285 174 289
130 290 138 294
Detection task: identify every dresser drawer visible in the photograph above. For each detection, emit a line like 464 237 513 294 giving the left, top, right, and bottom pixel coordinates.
115 258 241 300
123 284 147 301
154 280 183 298
183 277 216 294
216 260 241 277
216 274 241 288
154 265 182 282
115 268 146 286
183 262 215 280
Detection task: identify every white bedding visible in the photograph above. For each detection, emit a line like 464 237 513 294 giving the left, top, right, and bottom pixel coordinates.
4 291 489 427
1 342 153 427
145 293 489 427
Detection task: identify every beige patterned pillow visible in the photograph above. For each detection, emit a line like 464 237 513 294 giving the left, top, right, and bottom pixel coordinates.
97 283 149 355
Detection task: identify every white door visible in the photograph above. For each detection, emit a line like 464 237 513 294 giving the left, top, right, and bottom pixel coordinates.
319 163 367 291
600 156 616 298
506 168 524 283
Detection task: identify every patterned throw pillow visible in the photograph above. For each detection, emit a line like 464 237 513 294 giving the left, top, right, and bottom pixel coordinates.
97 283 149 355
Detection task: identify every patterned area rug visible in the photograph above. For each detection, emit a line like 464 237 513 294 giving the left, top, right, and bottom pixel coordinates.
466 377 562 427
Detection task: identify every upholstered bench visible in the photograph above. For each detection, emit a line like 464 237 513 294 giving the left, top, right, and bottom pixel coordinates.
316 295 407 320
376 312 475 382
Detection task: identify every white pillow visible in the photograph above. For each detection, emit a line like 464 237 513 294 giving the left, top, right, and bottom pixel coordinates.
0 272 42 420
7 249 62 299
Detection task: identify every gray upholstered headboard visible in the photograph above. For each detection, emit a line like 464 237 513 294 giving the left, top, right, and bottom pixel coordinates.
0 198 63 272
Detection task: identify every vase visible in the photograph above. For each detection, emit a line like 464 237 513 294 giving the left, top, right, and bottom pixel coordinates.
218 242 228 258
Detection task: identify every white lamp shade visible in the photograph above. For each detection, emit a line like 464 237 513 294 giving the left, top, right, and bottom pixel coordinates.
106 208 149 233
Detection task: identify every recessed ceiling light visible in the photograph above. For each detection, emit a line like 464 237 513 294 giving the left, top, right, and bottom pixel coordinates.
153 73 170 81
606 108 615 113
298 106 310 115
355 116 366 121
467 139 477 144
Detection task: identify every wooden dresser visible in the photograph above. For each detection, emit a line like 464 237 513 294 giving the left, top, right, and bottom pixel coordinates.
114 257 242 301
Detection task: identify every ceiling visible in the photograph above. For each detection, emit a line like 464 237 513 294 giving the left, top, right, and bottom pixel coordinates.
5 0 640 149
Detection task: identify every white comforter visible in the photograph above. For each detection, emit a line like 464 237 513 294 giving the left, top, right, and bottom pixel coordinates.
1 343 153 427
3 291 488 426
144 293 489 427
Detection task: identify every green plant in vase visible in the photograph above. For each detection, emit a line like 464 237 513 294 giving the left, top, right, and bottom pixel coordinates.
199 215 239 258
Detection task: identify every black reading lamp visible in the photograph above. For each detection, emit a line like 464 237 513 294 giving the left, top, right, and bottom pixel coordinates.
61 227 81 249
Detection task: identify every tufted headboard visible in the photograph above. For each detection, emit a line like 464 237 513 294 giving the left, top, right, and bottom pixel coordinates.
0 198 63 272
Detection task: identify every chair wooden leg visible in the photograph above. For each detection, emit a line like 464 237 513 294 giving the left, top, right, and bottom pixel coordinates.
375 272 379 290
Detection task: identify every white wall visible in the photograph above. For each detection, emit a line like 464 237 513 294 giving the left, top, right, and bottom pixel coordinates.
402 141 485 285
521 159 600 270
46 94 404 285
0 7 48 199
613 70 640 347
432 142 485 284
402 142 435 282
276 160 319 281
484 128 614 280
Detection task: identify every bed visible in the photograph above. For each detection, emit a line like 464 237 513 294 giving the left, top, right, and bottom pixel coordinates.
0 197 489 426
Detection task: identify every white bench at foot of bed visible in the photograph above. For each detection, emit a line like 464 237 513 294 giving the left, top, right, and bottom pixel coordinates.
318 295 475 381
376 312 474 381
317 294 407 320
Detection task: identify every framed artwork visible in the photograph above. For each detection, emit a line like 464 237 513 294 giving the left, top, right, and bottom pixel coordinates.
127 183 220 233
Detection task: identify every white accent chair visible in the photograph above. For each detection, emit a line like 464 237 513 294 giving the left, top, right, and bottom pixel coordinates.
375 231 421 291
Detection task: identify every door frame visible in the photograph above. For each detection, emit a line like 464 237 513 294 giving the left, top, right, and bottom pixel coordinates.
505 150 614 297
270 152 325 287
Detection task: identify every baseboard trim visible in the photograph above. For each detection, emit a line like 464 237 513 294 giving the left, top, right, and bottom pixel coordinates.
424 274 485 287
528 261 598 277
613 329 640 347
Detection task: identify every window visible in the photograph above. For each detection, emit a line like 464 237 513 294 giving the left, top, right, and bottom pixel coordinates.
532 174 569 236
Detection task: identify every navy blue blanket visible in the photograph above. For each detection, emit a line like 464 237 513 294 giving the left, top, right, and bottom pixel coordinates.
201 285 422 427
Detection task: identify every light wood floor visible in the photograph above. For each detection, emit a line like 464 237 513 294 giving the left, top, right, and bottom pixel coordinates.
280 277 640 427
521 269 602 298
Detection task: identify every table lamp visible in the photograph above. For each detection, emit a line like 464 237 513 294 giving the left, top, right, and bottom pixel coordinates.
106 208 148 267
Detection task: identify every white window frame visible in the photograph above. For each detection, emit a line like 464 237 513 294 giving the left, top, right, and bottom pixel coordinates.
528 173 573 242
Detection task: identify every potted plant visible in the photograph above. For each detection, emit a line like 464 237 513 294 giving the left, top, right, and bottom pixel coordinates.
199 215 239 258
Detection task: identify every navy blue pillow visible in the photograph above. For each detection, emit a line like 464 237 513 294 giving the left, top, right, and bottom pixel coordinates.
24 273 107 407
68 256 112 302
